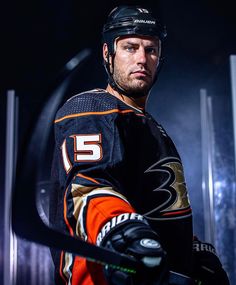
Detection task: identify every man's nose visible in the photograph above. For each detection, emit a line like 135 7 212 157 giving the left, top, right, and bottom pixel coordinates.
136 47 147 64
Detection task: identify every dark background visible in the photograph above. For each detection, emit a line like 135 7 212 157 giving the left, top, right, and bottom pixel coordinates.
1 0 236 283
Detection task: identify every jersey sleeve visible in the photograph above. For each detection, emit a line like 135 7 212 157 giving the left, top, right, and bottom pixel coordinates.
53 92 136 244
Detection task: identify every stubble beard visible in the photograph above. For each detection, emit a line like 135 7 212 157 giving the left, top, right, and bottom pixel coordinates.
112 65 153 97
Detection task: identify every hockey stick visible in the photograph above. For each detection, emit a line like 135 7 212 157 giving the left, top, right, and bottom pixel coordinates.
11 49 193 285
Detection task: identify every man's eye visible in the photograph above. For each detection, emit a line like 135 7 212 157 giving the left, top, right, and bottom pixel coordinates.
125 46 135 52
146 47 157 54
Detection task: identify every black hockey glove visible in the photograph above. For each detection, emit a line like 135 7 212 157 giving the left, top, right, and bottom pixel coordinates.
192 237 230 285
96 213 168 285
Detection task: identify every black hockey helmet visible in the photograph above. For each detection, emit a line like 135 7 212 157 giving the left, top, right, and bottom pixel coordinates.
102 5 167 55
102 5 167 97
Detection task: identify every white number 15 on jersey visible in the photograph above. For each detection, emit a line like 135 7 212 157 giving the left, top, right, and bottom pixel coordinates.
61 134 103 173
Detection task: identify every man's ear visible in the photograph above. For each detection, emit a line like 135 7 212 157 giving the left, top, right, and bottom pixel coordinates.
103 43 109 62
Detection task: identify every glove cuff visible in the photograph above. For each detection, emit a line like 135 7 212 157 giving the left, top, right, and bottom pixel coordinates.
96 213 149 246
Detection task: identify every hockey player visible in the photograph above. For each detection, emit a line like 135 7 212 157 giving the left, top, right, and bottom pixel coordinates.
50 5 230 285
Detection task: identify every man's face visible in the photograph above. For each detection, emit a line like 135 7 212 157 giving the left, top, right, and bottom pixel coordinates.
110 36 160 95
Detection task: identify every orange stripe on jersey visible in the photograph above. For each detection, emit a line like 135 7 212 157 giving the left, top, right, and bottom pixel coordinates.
85 196 135 244
162 207 192 217
77 173 100 184
64 187 74 236
59 251 68 285
54 109 140 123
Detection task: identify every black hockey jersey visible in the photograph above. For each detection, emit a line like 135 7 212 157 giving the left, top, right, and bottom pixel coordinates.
50 89 193 285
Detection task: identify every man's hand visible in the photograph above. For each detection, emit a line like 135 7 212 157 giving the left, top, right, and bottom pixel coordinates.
97 213 168 285
192 237 230 285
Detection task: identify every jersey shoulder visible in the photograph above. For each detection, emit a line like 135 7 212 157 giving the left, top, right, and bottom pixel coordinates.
55 89 131 121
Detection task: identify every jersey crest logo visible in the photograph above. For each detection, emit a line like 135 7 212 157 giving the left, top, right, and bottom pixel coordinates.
143 157 192 220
